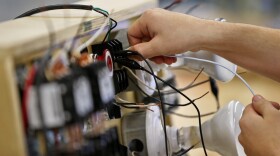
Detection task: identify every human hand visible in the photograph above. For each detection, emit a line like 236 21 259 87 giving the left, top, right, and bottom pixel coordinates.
238 95 280 156
127 8 206 64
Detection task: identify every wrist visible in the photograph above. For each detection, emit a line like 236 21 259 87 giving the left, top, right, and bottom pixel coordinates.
196 19 255 56
196 19 231 53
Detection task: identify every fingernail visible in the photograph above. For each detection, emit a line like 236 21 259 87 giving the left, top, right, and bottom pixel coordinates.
253 95 263 102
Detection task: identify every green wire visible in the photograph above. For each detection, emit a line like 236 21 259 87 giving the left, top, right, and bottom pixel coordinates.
93 7 112 41
94 7 109 14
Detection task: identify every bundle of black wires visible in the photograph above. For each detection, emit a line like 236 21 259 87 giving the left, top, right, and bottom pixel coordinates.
118 50 208 156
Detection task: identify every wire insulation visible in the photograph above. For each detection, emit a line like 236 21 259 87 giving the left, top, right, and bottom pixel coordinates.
15 4 93 19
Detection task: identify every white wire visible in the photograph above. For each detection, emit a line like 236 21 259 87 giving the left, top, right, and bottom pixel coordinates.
115 95 158 108
169 55 256 95
122 66 158 91
115 95 130 103
75 16 110 53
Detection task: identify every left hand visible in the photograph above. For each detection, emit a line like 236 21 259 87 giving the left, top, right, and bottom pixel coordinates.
238 95 280 156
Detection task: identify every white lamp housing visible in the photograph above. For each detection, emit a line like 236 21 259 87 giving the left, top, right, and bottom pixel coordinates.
167 100 246 156
182 50 237 82
145 101 246 156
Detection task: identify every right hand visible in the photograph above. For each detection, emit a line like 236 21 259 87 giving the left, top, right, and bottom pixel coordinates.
238 95 280 156
127 8 207 64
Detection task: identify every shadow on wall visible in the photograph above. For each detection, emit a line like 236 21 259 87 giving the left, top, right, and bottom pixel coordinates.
0 0 77 22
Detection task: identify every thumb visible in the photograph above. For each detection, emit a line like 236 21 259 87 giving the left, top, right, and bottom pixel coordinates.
252 95 276 116
131 39 158 59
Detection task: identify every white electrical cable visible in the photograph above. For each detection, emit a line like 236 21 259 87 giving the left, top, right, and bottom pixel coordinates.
122 66 157 91
169 55 256 95
115 95 130 103
75 16 110 53
115 95 158 108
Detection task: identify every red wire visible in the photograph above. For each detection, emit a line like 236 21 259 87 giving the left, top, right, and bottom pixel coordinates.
22 66 36 132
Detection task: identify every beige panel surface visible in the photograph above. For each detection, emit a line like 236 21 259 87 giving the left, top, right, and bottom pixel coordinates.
0 0 158 59
0 56 27 156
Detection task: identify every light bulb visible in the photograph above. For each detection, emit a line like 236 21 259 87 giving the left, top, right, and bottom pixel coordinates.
167 100 246 156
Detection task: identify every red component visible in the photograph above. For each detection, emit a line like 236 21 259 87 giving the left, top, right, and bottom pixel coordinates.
96 49 113 72
96 49 108 61
106 54 113 72
22 66 36 132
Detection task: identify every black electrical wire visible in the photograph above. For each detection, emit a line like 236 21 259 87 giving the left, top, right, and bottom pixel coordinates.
91 8 118 43
116 50 208 155
137 55 169 156
185 3 201 14
167 77 220 118
15 4 118 43
120 52 170 155
142 67 208 156
154 67 204 95
119 50 208 155
113 102 143 109
174 144 196 156
209 77 220 110
116 50 212 155
168 111 216 118
128 75 209 107
163 0 183 10
120 50 209 155
15 4 93 19
169 77 220 118
161 92 209 106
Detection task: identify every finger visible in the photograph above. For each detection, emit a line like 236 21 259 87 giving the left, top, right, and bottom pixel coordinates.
127 18 151 46
171 57 177 63
128 55 142 61
163 57 177 65
238 134 244 146
127 19 143 46
240 105 262 132
242 104 261 117
270 101 280 110
163 57 174 65
149 56 177 65
131 39 158 59
150 56 164 64
252 95 276 116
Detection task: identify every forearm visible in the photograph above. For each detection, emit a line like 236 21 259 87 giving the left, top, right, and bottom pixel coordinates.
128 8 280 81
199 20 280 82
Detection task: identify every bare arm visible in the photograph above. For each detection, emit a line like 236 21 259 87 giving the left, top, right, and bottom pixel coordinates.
128 8 280 155
128 8 280 82
202 21 280 82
